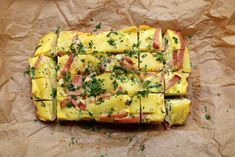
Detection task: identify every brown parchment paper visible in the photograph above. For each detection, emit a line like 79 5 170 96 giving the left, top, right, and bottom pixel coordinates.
0 0 235 156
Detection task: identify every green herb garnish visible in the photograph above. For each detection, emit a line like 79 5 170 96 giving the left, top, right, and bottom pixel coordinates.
205 114 211 120
93 23 102 32
107 38 116 47
52 88 57 98
172 36 178 44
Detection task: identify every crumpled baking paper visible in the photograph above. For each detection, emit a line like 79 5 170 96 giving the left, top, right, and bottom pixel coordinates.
0 0 235 156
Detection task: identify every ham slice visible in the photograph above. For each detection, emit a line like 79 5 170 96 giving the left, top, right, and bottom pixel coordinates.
153 28 161 49
114 116 140 123
72 75 83 87
172 49 184 70
78 101 86 111
65 88 83 96
165 75 181 90
60 54 74 76
60 98 71 108
60 97 86 110
34 55 42 68
99 112 128 121
120 56 137 71
96 93 112 100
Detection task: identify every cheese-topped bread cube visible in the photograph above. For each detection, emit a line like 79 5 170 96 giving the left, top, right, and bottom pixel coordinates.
91 26 138 53
163 29 185 51
56 31 79 55
57 54 100 77
139 52 164 71
140 93 165 123
139 72 164 93
165 98 191 126
32 78 56 100
90 94 131 122
164 72 189 96
139 25 163 52
164 48 191 73
57 96 94 121
33 101 56 121
34 32 57 58
28 55 56 79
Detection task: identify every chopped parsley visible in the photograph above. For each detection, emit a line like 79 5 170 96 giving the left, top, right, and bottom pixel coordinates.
107 107 114 117
55 26 61 36
136 90 149 98
112 80 118 90
139 144 145 151
205 114 211 120
107 38 116 47
66 102 73 108
106 29 118 37
77 42 86 54
172 36 178 44
71 95 77 100
83 77 106 97
52 88 57 98
24 66 35 78
154 53 164 63
67 84 76 91
93 23 102 32
88 40 94 48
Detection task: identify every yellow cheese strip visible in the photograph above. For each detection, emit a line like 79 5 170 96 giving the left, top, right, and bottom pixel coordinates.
165 98 191 126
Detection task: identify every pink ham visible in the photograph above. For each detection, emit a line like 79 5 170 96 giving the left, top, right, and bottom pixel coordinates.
120 56 137 71
34 55 42 68
172 49 184 70
78 101 86 111
165 75 181 90
96 93 112 100
99 112 128 121
60 54 74 76
60 98 71 108
153 28 162 49
65 88 83 96
72 75 83 87
114 116 140 123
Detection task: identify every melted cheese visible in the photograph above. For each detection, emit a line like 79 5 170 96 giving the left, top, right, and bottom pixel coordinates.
34 101 56 121
28 55 56 79
34 32 57 58
165 98 191 126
